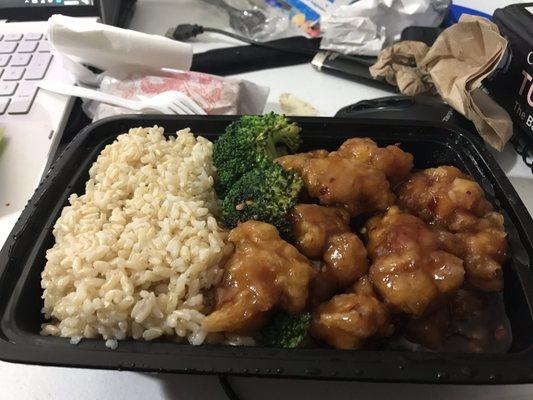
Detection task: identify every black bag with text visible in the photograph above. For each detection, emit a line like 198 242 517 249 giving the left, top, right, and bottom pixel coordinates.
485 3 533 140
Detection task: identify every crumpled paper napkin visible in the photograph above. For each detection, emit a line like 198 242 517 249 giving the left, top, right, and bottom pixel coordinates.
48 14 193 83
370 15 512 151
320 0 450 56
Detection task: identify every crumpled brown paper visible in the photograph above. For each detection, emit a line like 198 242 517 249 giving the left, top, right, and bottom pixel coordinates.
369 41 432 96
369 15 512 151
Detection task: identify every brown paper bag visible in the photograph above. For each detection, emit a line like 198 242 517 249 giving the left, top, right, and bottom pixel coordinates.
369 41 432 96
370 15 512 151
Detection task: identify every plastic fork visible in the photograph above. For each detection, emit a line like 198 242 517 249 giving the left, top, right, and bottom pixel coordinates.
37 81 206 115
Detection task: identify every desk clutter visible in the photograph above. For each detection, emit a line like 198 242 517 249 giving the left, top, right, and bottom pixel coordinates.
32 3 532 158
41 15 269 118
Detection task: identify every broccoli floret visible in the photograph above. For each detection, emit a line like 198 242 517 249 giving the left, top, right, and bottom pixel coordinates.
213 113 302 196
221 161 303 237
260 312 312 348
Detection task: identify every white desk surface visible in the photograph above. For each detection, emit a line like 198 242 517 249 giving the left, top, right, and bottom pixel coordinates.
1 1 532 399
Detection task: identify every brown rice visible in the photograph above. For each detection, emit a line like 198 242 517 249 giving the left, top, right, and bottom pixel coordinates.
41 126 231 348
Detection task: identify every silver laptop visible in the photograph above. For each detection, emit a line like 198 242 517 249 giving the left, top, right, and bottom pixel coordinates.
0 0 100 220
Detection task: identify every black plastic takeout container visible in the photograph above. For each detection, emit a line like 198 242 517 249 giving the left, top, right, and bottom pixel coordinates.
0 115 532 383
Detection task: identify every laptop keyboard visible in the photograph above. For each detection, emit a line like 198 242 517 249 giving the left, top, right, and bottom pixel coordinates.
0 33 53 115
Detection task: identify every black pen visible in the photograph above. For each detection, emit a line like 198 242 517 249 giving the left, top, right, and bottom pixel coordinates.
312 51 397 92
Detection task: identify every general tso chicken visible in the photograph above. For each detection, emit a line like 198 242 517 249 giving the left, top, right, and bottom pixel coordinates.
365 206 465 316
289 204 368 304
397 166 508 291
310 276 394 349
209 115 510 352
202 221 316 334
302 156 396 217
332 137 414 185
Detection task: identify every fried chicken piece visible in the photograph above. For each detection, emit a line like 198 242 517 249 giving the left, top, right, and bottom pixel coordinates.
310 232 369 305
397 167 508 292
289 203 350 259
396 166 493 231
435 218 507 290
333 138 413 186
323 233 369 286
310 276 393 349
434 228 465 257
302 156 395 217
350 274 376 296
366 206 465 316
202 221 316 334
276 149 329 175
456 229 507 292
289 204 369 304
405 307 450 350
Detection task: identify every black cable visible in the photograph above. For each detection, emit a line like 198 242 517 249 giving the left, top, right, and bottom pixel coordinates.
203 27 317 56
166 24 318 57
218 375 242 400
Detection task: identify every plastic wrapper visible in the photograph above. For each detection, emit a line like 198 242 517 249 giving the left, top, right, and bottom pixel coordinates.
202 0 293 41
251 3 294 41
320 0 450 56
86 70 270 121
